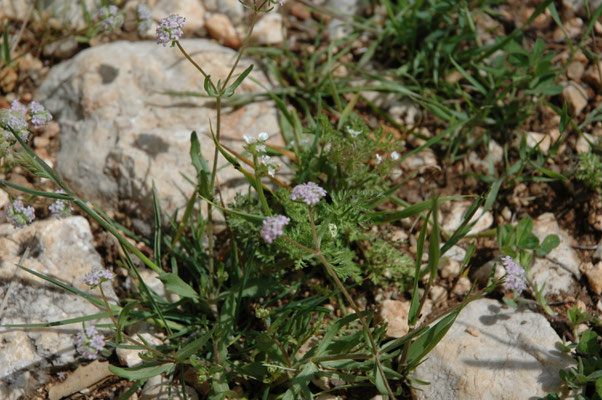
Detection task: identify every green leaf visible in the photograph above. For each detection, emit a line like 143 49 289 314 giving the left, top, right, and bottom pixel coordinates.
2 25 10 64
109 363 175 380
516 219 539 249
409 211 430 326
373 365 389 395
158 273 199 299
406 309 461 370
577 331 600 356
117 301 139 343
536 234 560 257
315 312 362 357
204 75 218 97
176 332 211 362
518 233 539 250
223 64 253 97
368 196 463 224
283 363 317 400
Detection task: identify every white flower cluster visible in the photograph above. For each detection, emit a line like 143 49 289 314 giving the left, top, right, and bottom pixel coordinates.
243 132 280 177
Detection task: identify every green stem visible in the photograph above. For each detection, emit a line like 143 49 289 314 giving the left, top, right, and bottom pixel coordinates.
303 207 397 399
253 153 272 215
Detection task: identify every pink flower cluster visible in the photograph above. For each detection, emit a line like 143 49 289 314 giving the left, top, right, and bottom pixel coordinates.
6 199 35 228
502 256 527 294
1 100 52 142
48 190 72 219
290 182 327 205
75 325 106 359
261 215 290 244
82 267 115 288
156 14 186 47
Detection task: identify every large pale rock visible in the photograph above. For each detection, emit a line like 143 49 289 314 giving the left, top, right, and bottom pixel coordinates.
0 217 116 399
531 213 581 295
412 298 574 400
37 40 280 234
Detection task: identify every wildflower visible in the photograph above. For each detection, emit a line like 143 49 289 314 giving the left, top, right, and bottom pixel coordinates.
0 107 29 142
501 256 527 294
82 267 115 288
261 155 279 177
346 126 362 138
244 132 269 154
75 325 106 359
136 4 152 35
156 14 186 47
10 100 27 119
6 200 35 228
261 215 290 244
290 182 327 205
375 154 382 164
28 101 52 130
391 151 400 161
48 190 72 219
98 5 122 31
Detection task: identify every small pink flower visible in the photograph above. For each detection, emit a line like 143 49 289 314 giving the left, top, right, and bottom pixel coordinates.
83 267 115 288
290 182 327 206
261 215 290 244
75 325 106 359
502 256 527 294
156 14 186 47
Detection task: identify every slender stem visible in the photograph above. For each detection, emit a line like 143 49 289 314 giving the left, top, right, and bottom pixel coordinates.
253 153 272 215
175 41 215 90
306 207 397 400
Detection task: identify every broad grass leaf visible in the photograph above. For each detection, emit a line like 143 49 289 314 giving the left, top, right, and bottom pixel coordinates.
109 362 175 380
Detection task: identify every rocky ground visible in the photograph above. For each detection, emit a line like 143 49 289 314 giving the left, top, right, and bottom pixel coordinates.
0 0 601 399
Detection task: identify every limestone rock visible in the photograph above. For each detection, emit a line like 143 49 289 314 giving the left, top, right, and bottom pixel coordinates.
582 261 602 295
562 82 589 116
0 217 116 399
377 300 409 337
531 213 581 295
205 13 241 48
251 13 284 45
140 374 199 400
412 298 575 400
326 0 362 40
203 0 245 22
376 299 432 338
583 62 602 90
151 0 205 33
116 333 163 368
442 200 493 236
566 61 584 81
37 40 280 234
